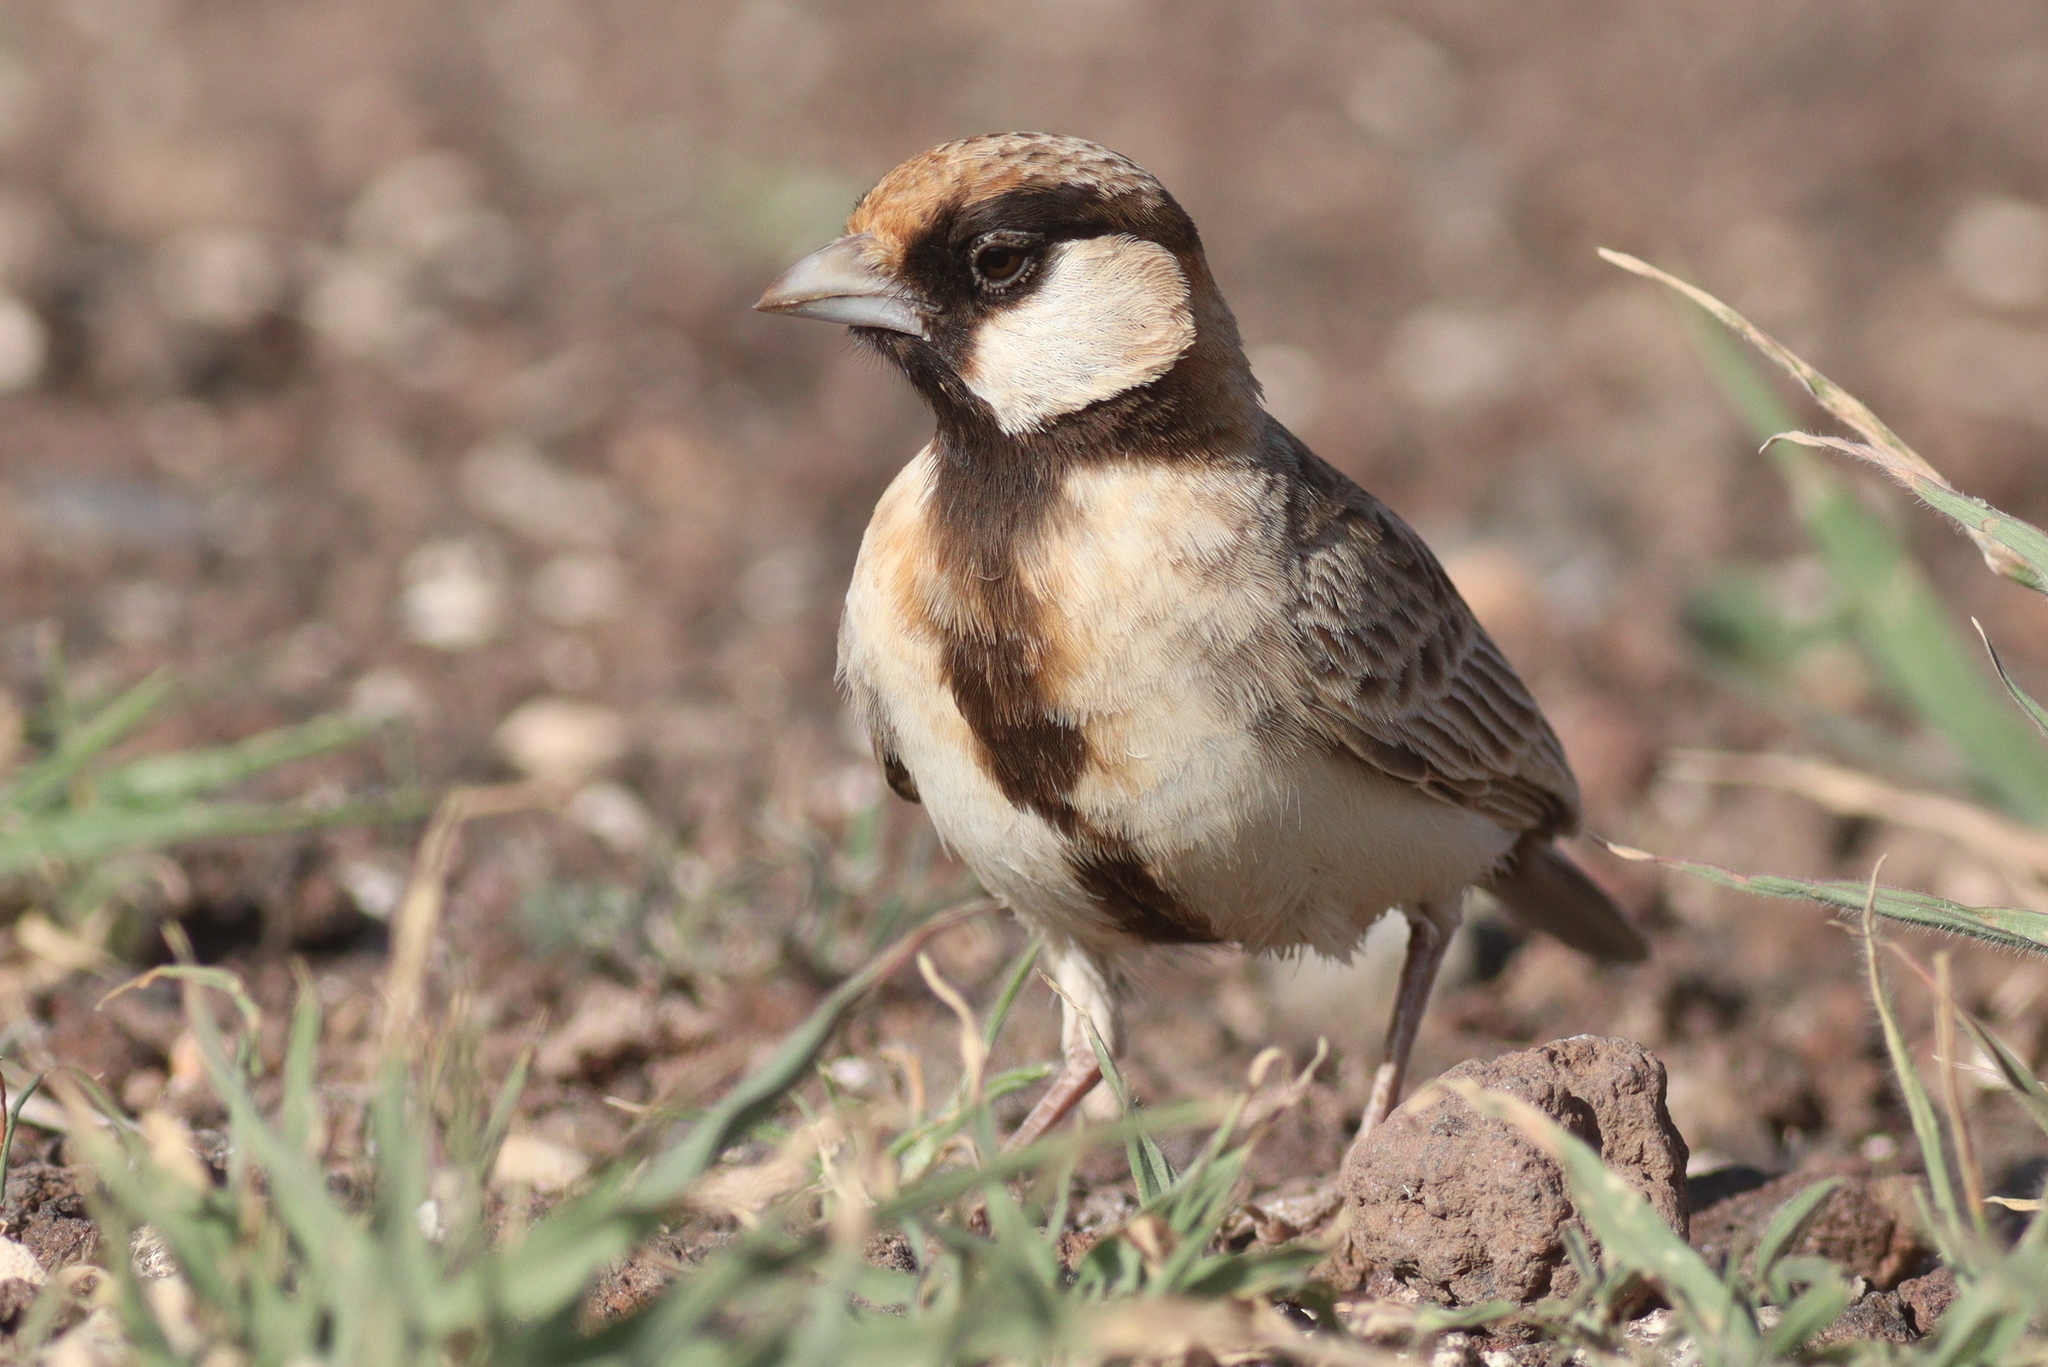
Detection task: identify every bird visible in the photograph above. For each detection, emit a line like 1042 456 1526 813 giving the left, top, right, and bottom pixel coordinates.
755 133 1646 1151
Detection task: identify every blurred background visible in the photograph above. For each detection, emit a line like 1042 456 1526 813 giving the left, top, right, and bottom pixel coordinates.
3 0 2048 1201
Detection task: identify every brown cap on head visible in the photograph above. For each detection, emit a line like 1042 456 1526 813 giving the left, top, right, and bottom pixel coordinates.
847 133 1178 267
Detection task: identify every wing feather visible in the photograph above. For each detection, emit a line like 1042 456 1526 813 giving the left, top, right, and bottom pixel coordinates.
1281 434 1579 838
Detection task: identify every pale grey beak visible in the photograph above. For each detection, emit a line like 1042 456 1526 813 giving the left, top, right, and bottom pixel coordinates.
755 234 927 338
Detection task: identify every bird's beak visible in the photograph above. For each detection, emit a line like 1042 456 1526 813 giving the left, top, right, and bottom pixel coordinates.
755 234 927 338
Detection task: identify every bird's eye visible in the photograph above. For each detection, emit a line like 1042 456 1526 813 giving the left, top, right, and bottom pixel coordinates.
974 243 1029 285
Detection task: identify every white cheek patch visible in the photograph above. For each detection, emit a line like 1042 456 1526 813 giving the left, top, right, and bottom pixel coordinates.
962 235 1195 434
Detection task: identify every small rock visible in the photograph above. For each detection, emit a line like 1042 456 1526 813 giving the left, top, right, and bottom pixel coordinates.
1894 1266 1958 1335
399 538 506 650
1689 1170 1927 1289
0 1235 45 1285
3 1164 100 1272
151 228 281 329
566 781 657 854
494 697 630 783
864 1231 917 1273
491 1133 590 1193
1340 1036 1688 1305
1810 1290 1915 1347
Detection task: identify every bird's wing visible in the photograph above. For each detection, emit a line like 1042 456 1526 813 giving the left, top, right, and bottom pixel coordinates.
1284 442 1580 838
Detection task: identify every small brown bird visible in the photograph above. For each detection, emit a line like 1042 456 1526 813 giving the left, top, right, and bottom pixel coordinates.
758 133 1644 1149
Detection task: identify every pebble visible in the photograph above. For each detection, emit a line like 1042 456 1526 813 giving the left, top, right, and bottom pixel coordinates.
566 780 657 854
493 696 629 782
0 1235 44 1286
399 538 506 650
491 1132 590 1193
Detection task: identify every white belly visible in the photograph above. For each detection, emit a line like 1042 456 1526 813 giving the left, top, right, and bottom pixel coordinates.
839 449 1517 956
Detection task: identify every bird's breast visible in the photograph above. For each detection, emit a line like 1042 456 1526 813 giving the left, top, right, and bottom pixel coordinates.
1017 459 1302 836
842 449 1335 944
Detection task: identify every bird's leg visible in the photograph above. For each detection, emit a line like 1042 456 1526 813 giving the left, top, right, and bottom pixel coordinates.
1359 908 1454 1140
1005 942 1118 1152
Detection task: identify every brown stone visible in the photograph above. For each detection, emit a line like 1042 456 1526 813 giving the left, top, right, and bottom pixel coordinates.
1339 1036 1688 1306
1689 1171 1928 1289
1 1164 101 1273
1810 1291 1915 1347
1895 1267 1959 1335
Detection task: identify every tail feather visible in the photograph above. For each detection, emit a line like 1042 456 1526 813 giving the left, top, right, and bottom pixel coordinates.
1483 837 1648 962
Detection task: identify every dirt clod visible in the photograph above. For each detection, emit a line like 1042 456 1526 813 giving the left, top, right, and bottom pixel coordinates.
1895 1267 1959 1335
1338 1036 1687 1305
1688 1170 1928 1290
1811 1290 1916 1347
2 1165 101 1273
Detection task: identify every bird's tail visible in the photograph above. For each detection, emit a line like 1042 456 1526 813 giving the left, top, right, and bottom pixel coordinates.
1482 836 1648 962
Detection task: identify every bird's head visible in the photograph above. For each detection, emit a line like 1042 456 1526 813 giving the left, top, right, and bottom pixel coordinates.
756 133 1256 447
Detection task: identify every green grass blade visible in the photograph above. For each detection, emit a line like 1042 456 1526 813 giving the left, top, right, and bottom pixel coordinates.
0 792 430 878
0 669 175 810
981 939 1043 1050
1449 1081 1756 1354
1084 1018 1174 1205
478 1045 534 1185
0 1074 44 1178
1767 431 2048 596
1976 621 2048 739
1761 1277 1855 1359
1904 479 2048 594
487 912 979 1321
1751 1177 1842 1285
1632 256 2048 819
1607 249 2045 595
95 710 386 806
1603 840 2048 955
281 974 322 1154
1860 900 1968 1252
1917 1280 2036 1367
1958 1014 2048 1140
632 913 969 1208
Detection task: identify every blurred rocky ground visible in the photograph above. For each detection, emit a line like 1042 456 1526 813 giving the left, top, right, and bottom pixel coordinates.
0 0 2046 1199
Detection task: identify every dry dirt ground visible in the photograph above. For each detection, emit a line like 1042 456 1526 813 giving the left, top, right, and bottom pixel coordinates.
1 0 2047 1307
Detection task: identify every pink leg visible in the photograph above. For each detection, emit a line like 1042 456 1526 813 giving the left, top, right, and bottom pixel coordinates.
1004 1029 1104 1152
1005 941 1118 1151
1359 909 1454 1139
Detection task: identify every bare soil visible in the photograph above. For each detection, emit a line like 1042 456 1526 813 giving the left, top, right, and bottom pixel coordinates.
1 0 2046 1312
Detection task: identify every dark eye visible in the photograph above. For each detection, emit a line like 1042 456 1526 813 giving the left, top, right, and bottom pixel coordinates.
974 243 1030 285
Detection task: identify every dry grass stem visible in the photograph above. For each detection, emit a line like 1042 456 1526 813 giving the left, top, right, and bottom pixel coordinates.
1934 952 1987 1225
379 781 566 1062
1600 249 2042 591
916 951 987 1104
